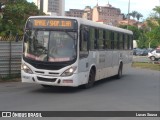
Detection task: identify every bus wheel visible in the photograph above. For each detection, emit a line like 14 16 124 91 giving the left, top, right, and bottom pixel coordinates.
83 69 95 89
116 64 123 79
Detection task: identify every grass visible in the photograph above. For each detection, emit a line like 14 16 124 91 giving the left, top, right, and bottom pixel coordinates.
132 62 160 71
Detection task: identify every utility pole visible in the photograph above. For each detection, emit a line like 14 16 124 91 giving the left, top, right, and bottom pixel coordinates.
159 0 160 18
127 0 130 29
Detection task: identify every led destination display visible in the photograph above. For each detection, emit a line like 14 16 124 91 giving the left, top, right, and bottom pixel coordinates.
27 18 77 29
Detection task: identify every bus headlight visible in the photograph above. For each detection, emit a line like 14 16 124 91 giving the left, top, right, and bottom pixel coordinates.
61 66 77 77
21 64 33 74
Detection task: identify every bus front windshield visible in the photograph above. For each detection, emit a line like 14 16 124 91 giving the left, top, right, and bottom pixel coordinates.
24 30 77 62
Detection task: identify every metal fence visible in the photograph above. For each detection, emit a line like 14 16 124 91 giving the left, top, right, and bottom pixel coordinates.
0 35 23 41
0 41 22 78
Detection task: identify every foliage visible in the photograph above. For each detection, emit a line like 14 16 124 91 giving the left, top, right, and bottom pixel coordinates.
0 0 45 36
145 6 160 48
129 11 143 21
137 32 147 48
130 11 137 19
118 25 141 40
153 6 160 16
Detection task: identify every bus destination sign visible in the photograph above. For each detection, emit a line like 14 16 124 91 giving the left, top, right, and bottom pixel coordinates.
27 18 77 29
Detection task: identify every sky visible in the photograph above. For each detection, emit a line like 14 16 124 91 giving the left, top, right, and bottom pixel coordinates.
27 0 160 19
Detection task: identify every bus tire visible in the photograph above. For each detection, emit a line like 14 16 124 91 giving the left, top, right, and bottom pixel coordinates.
83 69 95 89
116 63 123 79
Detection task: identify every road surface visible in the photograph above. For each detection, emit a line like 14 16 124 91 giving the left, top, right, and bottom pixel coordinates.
0 67 159 120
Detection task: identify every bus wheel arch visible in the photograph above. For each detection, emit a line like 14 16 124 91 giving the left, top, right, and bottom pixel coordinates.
116 62 123 79
83 65 96 89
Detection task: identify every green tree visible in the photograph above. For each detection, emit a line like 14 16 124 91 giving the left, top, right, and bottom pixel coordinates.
136 13 143 21
145 6 160 48
0 0 45 36
119 25 141 40
146 26 160 48
153 6 160 17
130 11 138 20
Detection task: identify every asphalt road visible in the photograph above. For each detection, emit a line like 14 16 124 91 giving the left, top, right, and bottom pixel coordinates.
0 67 160 120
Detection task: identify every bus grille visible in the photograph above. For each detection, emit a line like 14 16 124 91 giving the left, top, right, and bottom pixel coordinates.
37 77 57 82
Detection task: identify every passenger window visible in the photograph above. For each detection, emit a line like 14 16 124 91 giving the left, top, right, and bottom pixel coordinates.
106 31 111 49
98 29 104 50
94 29 99 49
111 32 114 49
119 33 123 50
114 32 118 49
127 35 131 50
89 27 95 50
103 30 106 49
124 34 128 50
79 26 89 58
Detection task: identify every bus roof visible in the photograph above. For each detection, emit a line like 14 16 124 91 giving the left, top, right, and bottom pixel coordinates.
28 16 133 35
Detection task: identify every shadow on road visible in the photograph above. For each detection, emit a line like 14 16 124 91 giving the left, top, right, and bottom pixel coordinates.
93 75 129 88
31 86 83 94
30 75 128 94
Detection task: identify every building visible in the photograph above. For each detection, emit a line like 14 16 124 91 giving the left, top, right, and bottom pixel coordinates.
33 0 65 16
65 2 123 26
65 9 84 18
118 19 138 26
65 6 92 20
82 6 92 20
92 3 123 26
65 2 125 26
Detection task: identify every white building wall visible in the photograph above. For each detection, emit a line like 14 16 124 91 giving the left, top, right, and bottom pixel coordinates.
33 0 65 16
33 0 40 9
60 0 65 16
43 0 50 15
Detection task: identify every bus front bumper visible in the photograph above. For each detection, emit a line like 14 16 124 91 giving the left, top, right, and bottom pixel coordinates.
21 71 79 87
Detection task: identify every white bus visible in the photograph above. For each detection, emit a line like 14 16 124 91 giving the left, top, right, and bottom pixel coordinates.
21 16 133 88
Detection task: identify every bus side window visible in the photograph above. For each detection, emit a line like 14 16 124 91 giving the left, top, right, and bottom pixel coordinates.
98 29 104 50
129 35 133 50
106 31 111 49
127 35 130 50
122 34 125 49
103 30 106 49
114 32 117 49
80 25 89 58
89 27 95 50
131 35 133 49
119 33 123 50
80 26 89 51
124 34 128 50
117 33 120 49
94 29 99 49
111 32 114 49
